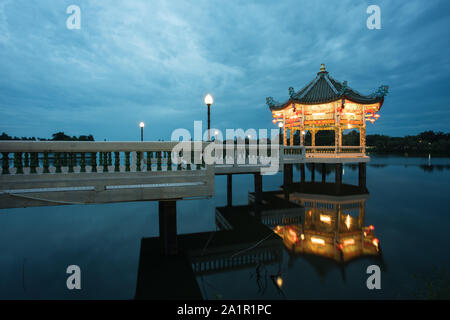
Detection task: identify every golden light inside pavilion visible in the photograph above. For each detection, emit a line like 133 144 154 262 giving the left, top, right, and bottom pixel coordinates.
266 64 388 151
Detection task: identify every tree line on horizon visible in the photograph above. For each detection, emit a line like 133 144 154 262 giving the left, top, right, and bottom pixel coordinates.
291 130 450 155
0 132 94 141
1 130 449 155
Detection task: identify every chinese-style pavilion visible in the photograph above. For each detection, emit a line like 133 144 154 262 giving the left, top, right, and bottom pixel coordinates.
266 64 388 154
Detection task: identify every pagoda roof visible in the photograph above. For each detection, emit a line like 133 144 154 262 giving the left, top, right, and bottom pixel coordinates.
266 64 388 110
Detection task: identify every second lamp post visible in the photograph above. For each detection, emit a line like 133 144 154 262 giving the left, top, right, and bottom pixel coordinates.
204 94 214 141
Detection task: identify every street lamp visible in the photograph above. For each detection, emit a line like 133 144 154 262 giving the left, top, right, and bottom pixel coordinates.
278 122 284 145
204 94 214 141
139 122 145 142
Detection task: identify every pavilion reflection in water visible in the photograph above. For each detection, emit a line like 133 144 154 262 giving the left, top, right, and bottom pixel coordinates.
268 183 380 265
136 170 383 299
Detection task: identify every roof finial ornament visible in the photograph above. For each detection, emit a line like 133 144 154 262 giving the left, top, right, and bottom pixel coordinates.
320 64 326 72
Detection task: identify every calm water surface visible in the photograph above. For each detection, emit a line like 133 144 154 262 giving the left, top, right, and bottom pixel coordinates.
1 156 450 299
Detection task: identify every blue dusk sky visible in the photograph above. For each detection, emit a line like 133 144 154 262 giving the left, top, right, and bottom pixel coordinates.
1 0 449 141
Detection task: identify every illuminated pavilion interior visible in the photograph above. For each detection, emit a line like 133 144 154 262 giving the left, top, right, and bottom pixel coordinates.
266 64 388 153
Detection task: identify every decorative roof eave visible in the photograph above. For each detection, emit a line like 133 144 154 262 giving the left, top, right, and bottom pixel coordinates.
268 95 384 112
267 85 388 110
266 64 388 111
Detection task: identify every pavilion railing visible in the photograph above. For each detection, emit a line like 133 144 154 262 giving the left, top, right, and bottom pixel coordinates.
304 146 365 155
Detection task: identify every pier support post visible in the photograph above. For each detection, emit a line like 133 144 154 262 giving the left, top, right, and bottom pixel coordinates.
159 200 177 256
300 163 305 183
321 163 326 183
254 173 263 216
283 164 293 186
227 174 232 207
311 163 315 182
335 163 343 186
358 162 366 189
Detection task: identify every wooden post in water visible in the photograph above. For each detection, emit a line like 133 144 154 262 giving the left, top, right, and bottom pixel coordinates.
300 163 305 183
311 163 315 182
227 174 232 207
335 163 343 186
159 200 178 256
358 162 366 189
283 164 293 186
254 173 262 216
321 163 326 183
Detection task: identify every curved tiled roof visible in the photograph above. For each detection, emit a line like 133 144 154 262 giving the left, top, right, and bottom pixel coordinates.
266 65 388 110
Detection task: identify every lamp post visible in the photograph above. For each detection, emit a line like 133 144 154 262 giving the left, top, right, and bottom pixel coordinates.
278 122 284 145
139 122 145 142
204 94 214 141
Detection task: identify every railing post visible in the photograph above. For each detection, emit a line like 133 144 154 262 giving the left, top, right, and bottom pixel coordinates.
114 152 120 172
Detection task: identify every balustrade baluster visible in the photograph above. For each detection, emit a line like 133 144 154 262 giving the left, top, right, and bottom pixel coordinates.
157 151 162 171
80 152 86 173
187 150 192 170
114 152 120 172
108 152 112 166
63 152 68 167
55 152 62 173
43 152 50 173
2 152 9 174
14 152 23 174
147 151 152 171
167 151 172 171
24 152 29 168
103 152 108 172
91 152 97 172
68 152 75 173
177 151 182 171
32 152 39 173
125 152 130 172
136 151 141 172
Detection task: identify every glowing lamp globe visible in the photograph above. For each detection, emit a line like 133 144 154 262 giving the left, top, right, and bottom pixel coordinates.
204 94 214 106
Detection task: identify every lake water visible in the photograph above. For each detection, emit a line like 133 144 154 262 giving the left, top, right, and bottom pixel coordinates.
1 156 450 299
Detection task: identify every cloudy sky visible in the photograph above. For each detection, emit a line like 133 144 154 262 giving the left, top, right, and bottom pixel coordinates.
1 0 449 141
